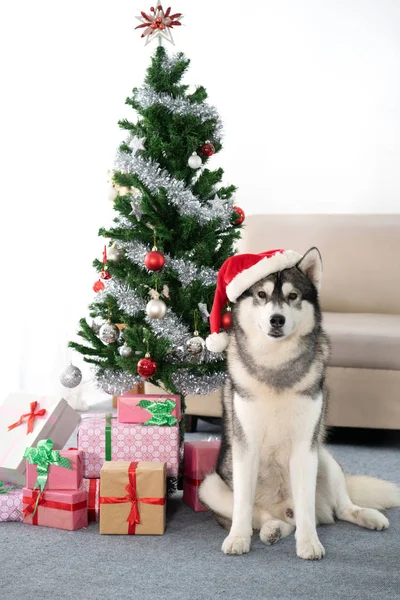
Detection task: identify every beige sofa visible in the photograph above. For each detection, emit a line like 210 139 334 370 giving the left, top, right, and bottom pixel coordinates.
148 215 400 429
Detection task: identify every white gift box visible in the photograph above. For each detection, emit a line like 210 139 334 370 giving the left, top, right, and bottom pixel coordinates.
0 392 81 485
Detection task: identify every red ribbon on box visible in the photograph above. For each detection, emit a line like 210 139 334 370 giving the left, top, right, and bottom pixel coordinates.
88 479 98 522
100 461 166 534
8 401 47 435
184 475 203 487
23 491 87 526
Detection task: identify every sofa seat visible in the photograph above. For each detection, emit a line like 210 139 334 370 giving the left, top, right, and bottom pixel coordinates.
323 312 400 371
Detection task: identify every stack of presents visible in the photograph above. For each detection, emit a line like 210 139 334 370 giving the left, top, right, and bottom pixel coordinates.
0 392 220 534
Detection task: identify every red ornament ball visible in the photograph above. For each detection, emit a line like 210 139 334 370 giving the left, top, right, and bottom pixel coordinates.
233 206 245 225
137 357 157 378
201 142 215 157
144 250 165 272
100 269 112 280
221 311 233 330
93 280 105 292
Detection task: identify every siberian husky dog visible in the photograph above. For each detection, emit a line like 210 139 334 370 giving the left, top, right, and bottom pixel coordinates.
199 248 400 560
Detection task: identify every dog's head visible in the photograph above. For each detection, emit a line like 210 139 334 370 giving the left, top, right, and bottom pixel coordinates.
234 247 322 342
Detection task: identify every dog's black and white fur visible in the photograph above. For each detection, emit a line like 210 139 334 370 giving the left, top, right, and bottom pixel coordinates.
200 248 400 559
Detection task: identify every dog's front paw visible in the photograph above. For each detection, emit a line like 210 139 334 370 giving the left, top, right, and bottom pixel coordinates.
296 535 325 560
222 534 251 555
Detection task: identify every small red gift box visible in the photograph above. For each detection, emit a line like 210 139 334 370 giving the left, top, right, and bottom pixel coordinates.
81 478 100 522
26 449 83 491
183 441 220 512
22 488 88 530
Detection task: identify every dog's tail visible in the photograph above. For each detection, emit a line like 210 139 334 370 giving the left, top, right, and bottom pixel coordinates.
199 472 234 519
346 475 400 510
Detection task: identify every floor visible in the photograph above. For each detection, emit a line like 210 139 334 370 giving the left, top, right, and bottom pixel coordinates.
1 414 399 600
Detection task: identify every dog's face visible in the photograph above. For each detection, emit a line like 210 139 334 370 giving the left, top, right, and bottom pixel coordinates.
235 248 322 342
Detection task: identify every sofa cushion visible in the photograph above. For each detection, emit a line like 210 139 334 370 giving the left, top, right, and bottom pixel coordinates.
323 312 400 371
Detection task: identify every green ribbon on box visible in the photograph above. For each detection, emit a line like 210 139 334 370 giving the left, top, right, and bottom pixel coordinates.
0 481 20 494
105 413 112 461
137 398 178 426
23 439 72 516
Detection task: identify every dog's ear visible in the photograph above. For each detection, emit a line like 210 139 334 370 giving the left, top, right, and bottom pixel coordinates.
296 247 322 291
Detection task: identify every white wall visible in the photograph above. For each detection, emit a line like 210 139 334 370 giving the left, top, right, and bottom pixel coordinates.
1 0 399 393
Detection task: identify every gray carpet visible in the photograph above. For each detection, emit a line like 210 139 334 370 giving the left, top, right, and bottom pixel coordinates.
1 420 399 600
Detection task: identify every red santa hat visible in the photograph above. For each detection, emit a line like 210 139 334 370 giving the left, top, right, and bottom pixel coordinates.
206 249 302 353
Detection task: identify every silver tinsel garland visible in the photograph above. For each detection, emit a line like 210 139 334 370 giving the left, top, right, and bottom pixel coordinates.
94 280 146 316
172 369 227 395
114 149 231 227
146 310 188 359
93 367 143 395
123 240 217 287
134 85 223 142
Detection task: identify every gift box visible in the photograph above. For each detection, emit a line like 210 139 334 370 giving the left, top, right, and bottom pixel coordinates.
183 441 220 511
100 461 166 535
26 445 83 491
0 392 80 485
0 482 23 522
78 414 179 478
117 393 181 425
22 488 88 530
81 478 100 522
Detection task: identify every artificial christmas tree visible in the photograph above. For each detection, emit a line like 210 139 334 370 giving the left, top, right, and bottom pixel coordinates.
68 4 242 410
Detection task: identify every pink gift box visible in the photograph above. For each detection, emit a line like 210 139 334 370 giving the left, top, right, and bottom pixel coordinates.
77 414 179 478
81 478 99 522
0 484 23 522
117 393 181 424
26 450 83 491
22 488 88 530
183 441 220 511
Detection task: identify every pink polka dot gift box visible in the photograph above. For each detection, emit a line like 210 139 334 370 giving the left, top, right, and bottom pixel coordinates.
0 482 23 522
77 413 179 479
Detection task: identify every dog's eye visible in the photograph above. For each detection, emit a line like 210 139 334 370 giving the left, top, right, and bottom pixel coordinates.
288 292 298 301
257 291 267 299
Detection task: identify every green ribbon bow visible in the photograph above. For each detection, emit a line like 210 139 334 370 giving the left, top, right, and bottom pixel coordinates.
0 481 20 494
137 398 178 426
23 439 72 515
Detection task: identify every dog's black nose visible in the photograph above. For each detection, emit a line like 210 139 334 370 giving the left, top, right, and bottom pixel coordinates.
270 314 285 328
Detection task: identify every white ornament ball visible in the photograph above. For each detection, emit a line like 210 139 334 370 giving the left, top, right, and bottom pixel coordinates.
187 335 205 355
107 246 121 261
107 184 118 203
118 343 132 357
146 298 167 319
188 152 202 169
99 323 119 344
60 364 82 388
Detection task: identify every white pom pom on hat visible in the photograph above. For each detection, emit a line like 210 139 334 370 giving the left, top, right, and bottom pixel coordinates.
206 248 302 353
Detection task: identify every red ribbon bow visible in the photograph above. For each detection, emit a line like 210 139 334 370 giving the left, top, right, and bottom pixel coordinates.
8 401 47 435
100 462 166 534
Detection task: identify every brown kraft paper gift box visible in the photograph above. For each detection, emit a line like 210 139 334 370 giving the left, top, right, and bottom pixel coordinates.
100 461 166 535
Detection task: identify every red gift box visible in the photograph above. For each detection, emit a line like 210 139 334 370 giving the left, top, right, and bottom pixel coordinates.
22 488 88 530
183 441 220 512
81 478 100 522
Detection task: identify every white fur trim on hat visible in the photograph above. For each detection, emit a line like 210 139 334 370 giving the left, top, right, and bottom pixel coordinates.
226 250 302 302
205 332 229 353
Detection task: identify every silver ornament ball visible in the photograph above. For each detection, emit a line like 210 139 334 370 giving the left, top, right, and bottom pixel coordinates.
60 364 82 388
107 246 121 261
118 343 132 357
99 322 119 344
187 334 205 355
188 152 202 169
146 298 167 319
